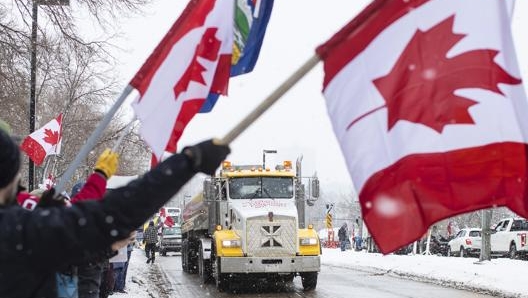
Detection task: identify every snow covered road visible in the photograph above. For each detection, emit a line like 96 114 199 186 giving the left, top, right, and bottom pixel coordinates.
115 247 512 297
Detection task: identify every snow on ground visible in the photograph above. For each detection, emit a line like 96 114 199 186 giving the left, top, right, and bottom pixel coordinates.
115 247 528 297
111 248 155 298
323 248 528 298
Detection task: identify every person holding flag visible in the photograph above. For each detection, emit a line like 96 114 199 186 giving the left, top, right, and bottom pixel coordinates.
16 142 121 297
0 128 230 297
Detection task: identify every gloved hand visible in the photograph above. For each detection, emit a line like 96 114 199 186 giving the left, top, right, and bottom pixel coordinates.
37 188 69 207
94 149 119 179
182 139 230 175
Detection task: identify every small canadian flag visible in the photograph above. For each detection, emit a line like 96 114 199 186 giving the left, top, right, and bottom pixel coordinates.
20 114 63 166
158 207 175 228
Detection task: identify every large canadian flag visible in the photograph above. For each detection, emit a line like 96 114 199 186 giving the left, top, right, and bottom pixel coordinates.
131 0 234 160
20 114 63 166
316 0 527 253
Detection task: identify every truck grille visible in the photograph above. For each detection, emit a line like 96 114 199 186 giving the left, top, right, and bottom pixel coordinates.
246 215 297 257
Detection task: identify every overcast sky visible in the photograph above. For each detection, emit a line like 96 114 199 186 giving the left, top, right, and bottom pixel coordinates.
96 0 528 192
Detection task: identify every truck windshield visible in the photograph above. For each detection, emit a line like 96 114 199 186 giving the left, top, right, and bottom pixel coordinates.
163 227 181 235
228 177 294 199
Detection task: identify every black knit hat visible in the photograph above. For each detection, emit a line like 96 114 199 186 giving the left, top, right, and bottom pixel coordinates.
0 130 21 188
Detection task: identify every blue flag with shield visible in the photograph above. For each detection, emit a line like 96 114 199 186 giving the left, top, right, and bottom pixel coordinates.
200 0 274 113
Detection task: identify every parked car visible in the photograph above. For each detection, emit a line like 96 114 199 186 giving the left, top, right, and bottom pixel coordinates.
159 225 183 256
447 228 481 257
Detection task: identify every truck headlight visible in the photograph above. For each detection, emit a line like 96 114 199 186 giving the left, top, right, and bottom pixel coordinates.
300 238 318 246
222 239 241 248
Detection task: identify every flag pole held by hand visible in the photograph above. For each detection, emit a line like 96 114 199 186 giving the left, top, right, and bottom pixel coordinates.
54 85 134 195
219 54 320 145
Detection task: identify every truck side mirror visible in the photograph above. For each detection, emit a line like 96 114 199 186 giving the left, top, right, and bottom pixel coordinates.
311 178 320 198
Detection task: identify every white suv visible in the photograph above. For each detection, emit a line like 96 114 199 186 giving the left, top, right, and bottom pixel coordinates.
447 228 481 257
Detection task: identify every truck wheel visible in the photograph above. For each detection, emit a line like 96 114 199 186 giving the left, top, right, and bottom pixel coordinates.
198 244 212 284
300 272 318 291
161 249 167 256
281 274 294 283
188 242 198 273
509 243 517 259
182 240 189 272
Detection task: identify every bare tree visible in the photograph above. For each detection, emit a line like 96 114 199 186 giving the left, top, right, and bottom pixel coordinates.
1 0 155 190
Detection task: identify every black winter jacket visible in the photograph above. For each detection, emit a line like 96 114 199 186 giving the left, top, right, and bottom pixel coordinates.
0 153 195 298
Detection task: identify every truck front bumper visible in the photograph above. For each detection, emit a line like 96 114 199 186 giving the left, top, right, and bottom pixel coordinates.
220 256 320 273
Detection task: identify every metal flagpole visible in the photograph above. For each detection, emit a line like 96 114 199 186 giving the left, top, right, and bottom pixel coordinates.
54 85 134 194
219 54 320 145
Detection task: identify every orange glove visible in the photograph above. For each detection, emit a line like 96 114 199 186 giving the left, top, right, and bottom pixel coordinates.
94 149 119 179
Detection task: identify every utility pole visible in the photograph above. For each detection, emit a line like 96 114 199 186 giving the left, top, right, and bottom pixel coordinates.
480 208 493 261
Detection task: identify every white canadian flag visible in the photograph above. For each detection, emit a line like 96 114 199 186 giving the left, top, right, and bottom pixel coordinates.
317 0 527 253
20 114 63 166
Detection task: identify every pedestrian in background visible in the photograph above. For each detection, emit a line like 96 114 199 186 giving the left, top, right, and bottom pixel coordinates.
120 241 134 292
338 223 348 252
144 221 158 264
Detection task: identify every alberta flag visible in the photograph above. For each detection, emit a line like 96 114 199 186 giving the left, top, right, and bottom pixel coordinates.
200 0 274 112
317 0 527 254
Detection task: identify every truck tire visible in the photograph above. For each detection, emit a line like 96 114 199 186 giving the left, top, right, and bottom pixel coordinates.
199 244 212 284
188 240 198 273
509 243 517 259
300 272 318 291
161 249 167 256
182 240 189 272
281 274 295 283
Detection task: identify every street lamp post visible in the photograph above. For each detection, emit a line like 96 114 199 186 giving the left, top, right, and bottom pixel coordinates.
28 1 38 190
262 149 277 169
28 0 70 190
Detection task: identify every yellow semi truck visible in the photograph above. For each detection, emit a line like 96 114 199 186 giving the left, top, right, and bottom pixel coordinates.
181 157 321 291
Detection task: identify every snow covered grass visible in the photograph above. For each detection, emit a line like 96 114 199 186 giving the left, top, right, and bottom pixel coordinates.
322 248 528 298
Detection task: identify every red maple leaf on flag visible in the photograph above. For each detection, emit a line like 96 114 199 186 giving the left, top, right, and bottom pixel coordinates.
173 27 221 99
347 15 522 133
43 128 60 145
